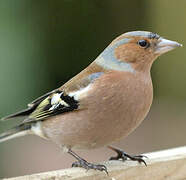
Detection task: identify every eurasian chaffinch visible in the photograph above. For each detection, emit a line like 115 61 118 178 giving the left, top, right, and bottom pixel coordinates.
0 31 182 173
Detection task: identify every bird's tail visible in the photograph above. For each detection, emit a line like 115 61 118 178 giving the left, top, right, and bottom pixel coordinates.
0 123 32 143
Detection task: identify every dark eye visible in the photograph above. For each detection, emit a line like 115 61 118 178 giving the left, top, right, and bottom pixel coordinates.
138 40 149 48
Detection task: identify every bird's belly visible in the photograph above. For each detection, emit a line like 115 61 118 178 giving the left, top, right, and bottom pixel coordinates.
42 83 153 150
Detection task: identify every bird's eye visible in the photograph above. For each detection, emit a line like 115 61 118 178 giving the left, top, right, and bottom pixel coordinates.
138 40 149 48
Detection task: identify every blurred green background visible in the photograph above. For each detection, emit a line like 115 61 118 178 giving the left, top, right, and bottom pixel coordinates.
0 0 185 178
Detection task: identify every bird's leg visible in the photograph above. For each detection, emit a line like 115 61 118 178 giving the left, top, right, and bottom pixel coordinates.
68 149 108 174
108 145 147 166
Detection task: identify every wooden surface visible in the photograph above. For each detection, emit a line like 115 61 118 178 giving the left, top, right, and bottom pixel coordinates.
3 146 186 180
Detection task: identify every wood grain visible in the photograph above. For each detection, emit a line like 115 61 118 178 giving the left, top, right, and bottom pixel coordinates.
3 146 186 180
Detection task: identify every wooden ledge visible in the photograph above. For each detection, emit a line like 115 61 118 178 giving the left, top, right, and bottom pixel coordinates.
3 146 186 180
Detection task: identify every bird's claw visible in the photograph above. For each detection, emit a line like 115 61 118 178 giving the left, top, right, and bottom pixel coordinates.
123 153 147 166
72 159 108 174
108 145 147 166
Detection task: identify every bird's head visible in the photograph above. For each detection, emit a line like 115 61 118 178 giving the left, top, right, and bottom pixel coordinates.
96 31 182 72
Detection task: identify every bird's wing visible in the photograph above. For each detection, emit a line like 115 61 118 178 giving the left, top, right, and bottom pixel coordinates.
1 89 79 123
26 89 79 122
1 71 104 123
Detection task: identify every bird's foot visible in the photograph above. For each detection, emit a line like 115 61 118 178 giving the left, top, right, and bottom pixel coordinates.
72 159 108 174
68 149 108 174
108 145 147 166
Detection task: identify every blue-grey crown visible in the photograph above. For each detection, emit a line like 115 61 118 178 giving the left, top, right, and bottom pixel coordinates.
124 31 160 39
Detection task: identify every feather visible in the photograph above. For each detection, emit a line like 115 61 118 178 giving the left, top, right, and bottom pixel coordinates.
0 123 32 143
24 91 79 123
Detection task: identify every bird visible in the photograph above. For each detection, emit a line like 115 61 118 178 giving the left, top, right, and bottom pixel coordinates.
0 31 182 173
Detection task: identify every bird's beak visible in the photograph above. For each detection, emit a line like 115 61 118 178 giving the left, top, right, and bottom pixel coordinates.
155 37 182 55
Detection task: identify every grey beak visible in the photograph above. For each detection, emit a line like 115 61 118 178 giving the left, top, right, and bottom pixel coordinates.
155 37 182 55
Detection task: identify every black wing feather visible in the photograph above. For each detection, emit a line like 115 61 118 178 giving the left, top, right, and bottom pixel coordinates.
1 89 79 123
27 91 79 122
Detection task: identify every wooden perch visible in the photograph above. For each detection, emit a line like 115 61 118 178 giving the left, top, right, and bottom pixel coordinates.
3 146 186 180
